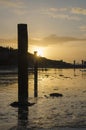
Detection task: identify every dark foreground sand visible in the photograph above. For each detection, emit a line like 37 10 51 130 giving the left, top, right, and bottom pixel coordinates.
0 124 86 130
0 69 86 129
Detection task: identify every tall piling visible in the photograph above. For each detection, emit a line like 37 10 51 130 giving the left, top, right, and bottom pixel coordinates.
73 60 76 69
82 60 84 69
18 24 28 105
34 51 38 97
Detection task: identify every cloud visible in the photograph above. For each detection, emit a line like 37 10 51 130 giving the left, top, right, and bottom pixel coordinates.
29 38 42 46
0 38 17 44
42 7 80 21
43 34 86 44
0 0 28 15
79 26 86 31
0 0 24 9
49 13 80 20
1 35 86 47
47 7 67 12
29 34 86 46
1 38 17 41
71 7 86 15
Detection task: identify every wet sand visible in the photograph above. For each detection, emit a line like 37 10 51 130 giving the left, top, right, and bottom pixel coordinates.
0 124 86 130
0 69 86 129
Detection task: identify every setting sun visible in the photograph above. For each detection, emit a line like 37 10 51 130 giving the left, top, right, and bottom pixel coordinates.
36 48 43 57
30 46 45 57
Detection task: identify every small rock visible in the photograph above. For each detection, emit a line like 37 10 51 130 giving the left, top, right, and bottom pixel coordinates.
50 93 63 97
10 101 35 107
44 95 49 98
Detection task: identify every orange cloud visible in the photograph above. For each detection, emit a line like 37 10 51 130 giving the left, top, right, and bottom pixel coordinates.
29 34 86 46
71 7 86 15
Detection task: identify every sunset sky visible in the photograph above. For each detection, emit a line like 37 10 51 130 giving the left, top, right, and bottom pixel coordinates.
0 0 86 63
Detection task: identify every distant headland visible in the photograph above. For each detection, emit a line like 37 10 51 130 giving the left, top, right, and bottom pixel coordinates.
0 46 86 69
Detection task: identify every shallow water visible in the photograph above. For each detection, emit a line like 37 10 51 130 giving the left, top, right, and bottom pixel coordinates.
0 69 86 129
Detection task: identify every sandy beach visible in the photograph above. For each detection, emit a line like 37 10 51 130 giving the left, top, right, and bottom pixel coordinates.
0 69 86 129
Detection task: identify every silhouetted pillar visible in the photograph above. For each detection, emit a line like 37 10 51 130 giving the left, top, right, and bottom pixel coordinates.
73 60 76 69
82 60 84 69
18 24 28 104
34 51 38 97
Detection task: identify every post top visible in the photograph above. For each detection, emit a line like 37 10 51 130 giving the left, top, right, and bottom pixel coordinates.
18 23 27 25
18 24 27 28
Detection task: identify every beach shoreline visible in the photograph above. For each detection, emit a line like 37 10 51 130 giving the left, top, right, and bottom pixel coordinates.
0 69 86 129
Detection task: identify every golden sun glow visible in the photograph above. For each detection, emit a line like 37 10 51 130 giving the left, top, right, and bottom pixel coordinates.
35 48 44 57
30 46 44 57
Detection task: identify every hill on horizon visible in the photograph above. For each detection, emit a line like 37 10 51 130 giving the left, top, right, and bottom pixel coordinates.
0 46 81 69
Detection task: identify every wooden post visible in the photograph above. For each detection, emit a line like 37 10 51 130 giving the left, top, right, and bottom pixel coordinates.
18 24 28 105
73 60 76 69
34 51 38 97
82 60 84 69
10 24 35 107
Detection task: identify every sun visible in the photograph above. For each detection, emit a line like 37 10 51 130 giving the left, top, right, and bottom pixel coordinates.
32 47 44 57
29 46 45 57
35 48 43 57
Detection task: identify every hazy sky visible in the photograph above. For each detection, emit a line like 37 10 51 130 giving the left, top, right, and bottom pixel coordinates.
0 0 86 62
